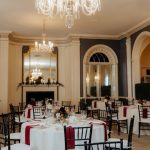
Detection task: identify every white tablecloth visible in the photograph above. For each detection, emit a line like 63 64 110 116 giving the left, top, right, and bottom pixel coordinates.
21 119 106 150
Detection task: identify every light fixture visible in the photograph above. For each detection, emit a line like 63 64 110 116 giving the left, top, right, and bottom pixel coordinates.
35 0 101 28
32 20 54 53
31 67 43 80
94 75 99 81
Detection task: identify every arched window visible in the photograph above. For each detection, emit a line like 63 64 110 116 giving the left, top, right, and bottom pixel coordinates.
89 52 109 62
83 44 118 98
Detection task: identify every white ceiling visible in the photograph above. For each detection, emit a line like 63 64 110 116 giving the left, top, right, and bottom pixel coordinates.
0 0 150 39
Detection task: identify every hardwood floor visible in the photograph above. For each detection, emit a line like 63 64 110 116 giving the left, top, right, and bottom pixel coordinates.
111 127 150 150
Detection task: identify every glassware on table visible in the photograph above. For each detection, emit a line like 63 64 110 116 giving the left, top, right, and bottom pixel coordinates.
81 110 87 120
40 108 46 119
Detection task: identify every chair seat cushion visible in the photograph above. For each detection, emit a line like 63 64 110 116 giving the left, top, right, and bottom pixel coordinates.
107 138 129 149
112 116 127 121
140 118 150 123
1 143 31 150
15 117 26 123
118 117 128 121
10 132 21 140
112 116 118 120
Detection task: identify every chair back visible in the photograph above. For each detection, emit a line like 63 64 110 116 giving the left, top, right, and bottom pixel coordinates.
33 106 46 119
62 101 71 107
0 113 11 150
91 109 100 120
127 115 135 148
9 104 20 113
64 125 93 150
138 105 150 121
19 102 26 112
99 109 108 121
84 139 123 150
64 105 76 113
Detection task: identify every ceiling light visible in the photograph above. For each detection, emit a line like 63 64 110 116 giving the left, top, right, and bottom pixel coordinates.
32 20 54 53
35 0 101 28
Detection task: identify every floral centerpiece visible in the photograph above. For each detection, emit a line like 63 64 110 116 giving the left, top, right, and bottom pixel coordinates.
54 107 68 122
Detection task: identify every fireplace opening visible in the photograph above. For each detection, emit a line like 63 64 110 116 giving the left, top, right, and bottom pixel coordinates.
26 91 54 104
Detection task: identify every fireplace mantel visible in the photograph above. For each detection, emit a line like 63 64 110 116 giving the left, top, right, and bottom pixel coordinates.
22 84 58 102
22 84 59 87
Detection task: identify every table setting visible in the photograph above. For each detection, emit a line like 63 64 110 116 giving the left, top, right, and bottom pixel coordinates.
20 107 107 150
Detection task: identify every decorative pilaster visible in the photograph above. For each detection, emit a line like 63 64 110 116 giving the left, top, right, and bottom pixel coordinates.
0 32 10 113
126 37 132 99
58 40 80 109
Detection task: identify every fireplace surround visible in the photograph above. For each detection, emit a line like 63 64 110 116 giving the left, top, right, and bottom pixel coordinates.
23 84 58 103
26 91 54 104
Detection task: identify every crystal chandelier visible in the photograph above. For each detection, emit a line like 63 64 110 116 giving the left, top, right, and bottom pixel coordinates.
32 20 54 53
31 67 43 80
35 0 101 28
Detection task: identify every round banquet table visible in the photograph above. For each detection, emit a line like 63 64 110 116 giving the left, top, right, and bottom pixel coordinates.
21 118 106 150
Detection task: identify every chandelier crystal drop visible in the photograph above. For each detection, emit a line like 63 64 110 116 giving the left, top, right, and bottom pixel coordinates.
35 0 101 28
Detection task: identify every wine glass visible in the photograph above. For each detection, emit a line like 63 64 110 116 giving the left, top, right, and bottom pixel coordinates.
81 110 87 120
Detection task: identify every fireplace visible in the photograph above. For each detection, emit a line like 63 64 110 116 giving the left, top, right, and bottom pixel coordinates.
26 91 54 104
22 85 58 103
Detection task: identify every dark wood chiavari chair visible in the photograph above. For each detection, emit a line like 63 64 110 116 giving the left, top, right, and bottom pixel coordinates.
0 113 20 146
19 102 26 112
84 139 123 150
64 125 93 150
9 104 23 132
106 103 128 135
107 116 135 150
33 106 46 119
138 105 150 137
0 116 31 150
62 101 72 107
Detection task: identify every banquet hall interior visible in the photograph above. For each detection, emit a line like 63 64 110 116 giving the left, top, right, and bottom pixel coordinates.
0 0 150 150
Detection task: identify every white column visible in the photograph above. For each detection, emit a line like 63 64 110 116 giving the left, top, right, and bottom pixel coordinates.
0 32 10 113
58 40 80 108
111 64 118 99
126 37 132 99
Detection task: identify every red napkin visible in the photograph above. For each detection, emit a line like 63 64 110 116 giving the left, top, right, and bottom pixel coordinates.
94 101 97 108
66 126 75 149
123 107 127 117
143 108 148 118
102 123 107 141
27 109 31 119
25 126 33 145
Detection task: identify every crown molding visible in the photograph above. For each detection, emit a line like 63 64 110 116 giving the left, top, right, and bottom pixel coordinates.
118 18 150 39
0 31 12 39
9 33 120 44
9 18 150 43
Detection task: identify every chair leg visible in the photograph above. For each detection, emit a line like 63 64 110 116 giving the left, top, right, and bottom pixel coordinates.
126 120 128 134
138 122 141 138
117 121 120 135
